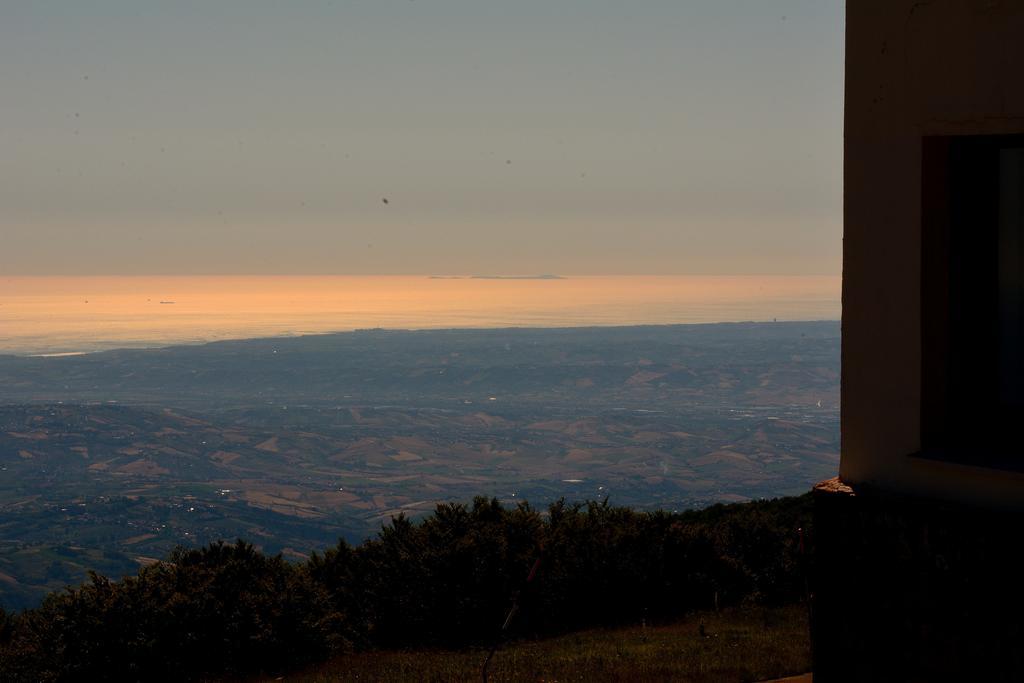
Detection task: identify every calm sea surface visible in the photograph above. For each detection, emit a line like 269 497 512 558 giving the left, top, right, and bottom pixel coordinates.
0 276 840 355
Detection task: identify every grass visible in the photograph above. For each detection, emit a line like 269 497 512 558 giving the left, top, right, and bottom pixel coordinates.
275 604 810 683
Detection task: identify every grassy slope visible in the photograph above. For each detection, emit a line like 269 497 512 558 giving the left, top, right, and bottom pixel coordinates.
279 605 809 683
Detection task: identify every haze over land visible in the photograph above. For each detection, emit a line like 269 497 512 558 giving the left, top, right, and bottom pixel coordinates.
0 321 839 609
0 275 840 355
0 273 841 611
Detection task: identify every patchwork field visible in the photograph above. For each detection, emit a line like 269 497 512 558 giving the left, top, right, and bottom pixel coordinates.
0 323 839 609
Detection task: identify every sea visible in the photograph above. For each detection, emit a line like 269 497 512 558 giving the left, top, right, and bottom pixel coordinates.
0 275 841 356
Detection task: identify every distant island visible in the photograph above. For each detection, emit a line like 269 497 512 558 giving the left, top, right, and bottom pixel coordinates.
478 274 565 280
429 274 566 280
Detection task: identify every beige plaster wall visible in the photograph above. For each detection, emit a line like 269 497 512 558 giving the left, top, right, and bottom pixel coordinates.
842 0 1024 506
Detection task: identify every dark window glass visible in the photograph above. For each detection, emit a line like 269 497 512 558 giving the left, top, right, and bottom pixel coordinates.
921 135 1024 467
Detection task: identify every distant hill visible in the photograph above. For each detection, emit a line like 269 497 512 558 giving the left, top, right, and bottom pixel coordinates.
0 323 838 609
0 322 839 407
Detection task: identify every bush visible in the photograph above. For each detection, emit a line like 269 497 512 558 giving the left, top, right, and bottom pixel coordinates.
1 541 328 681
0 494 812 681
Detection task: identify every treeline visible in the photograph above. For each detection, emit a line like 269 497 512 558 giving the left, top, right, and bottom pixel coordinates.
0 494 812 682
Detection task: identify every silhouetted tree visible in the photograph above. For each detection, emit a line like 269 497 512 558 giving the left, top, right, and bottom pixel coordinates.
0 494 813 682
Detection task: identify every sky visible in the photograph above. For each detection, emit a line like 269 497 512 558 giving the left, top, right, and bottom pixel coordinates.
1 1 844 276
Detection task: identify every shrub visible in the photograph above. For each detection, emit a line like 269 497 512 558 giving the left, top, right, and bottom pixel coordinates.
0 494 812 681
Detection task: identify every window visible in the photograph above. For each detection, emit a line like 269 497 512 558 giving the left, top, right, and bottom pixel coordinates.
921 135 1024 467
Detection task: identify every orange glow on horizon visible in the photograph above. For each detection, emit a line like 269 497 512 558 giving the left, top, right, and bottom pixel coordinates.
0 275 841 355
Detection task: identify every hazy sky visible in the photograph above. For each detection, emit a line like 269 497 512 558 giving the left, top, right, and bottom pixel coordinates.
1 1 843 276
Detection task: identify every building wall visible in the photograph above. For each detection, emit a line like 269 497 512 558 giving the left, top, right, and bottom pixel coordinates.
843 0 1024 506
812 481 1024 681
